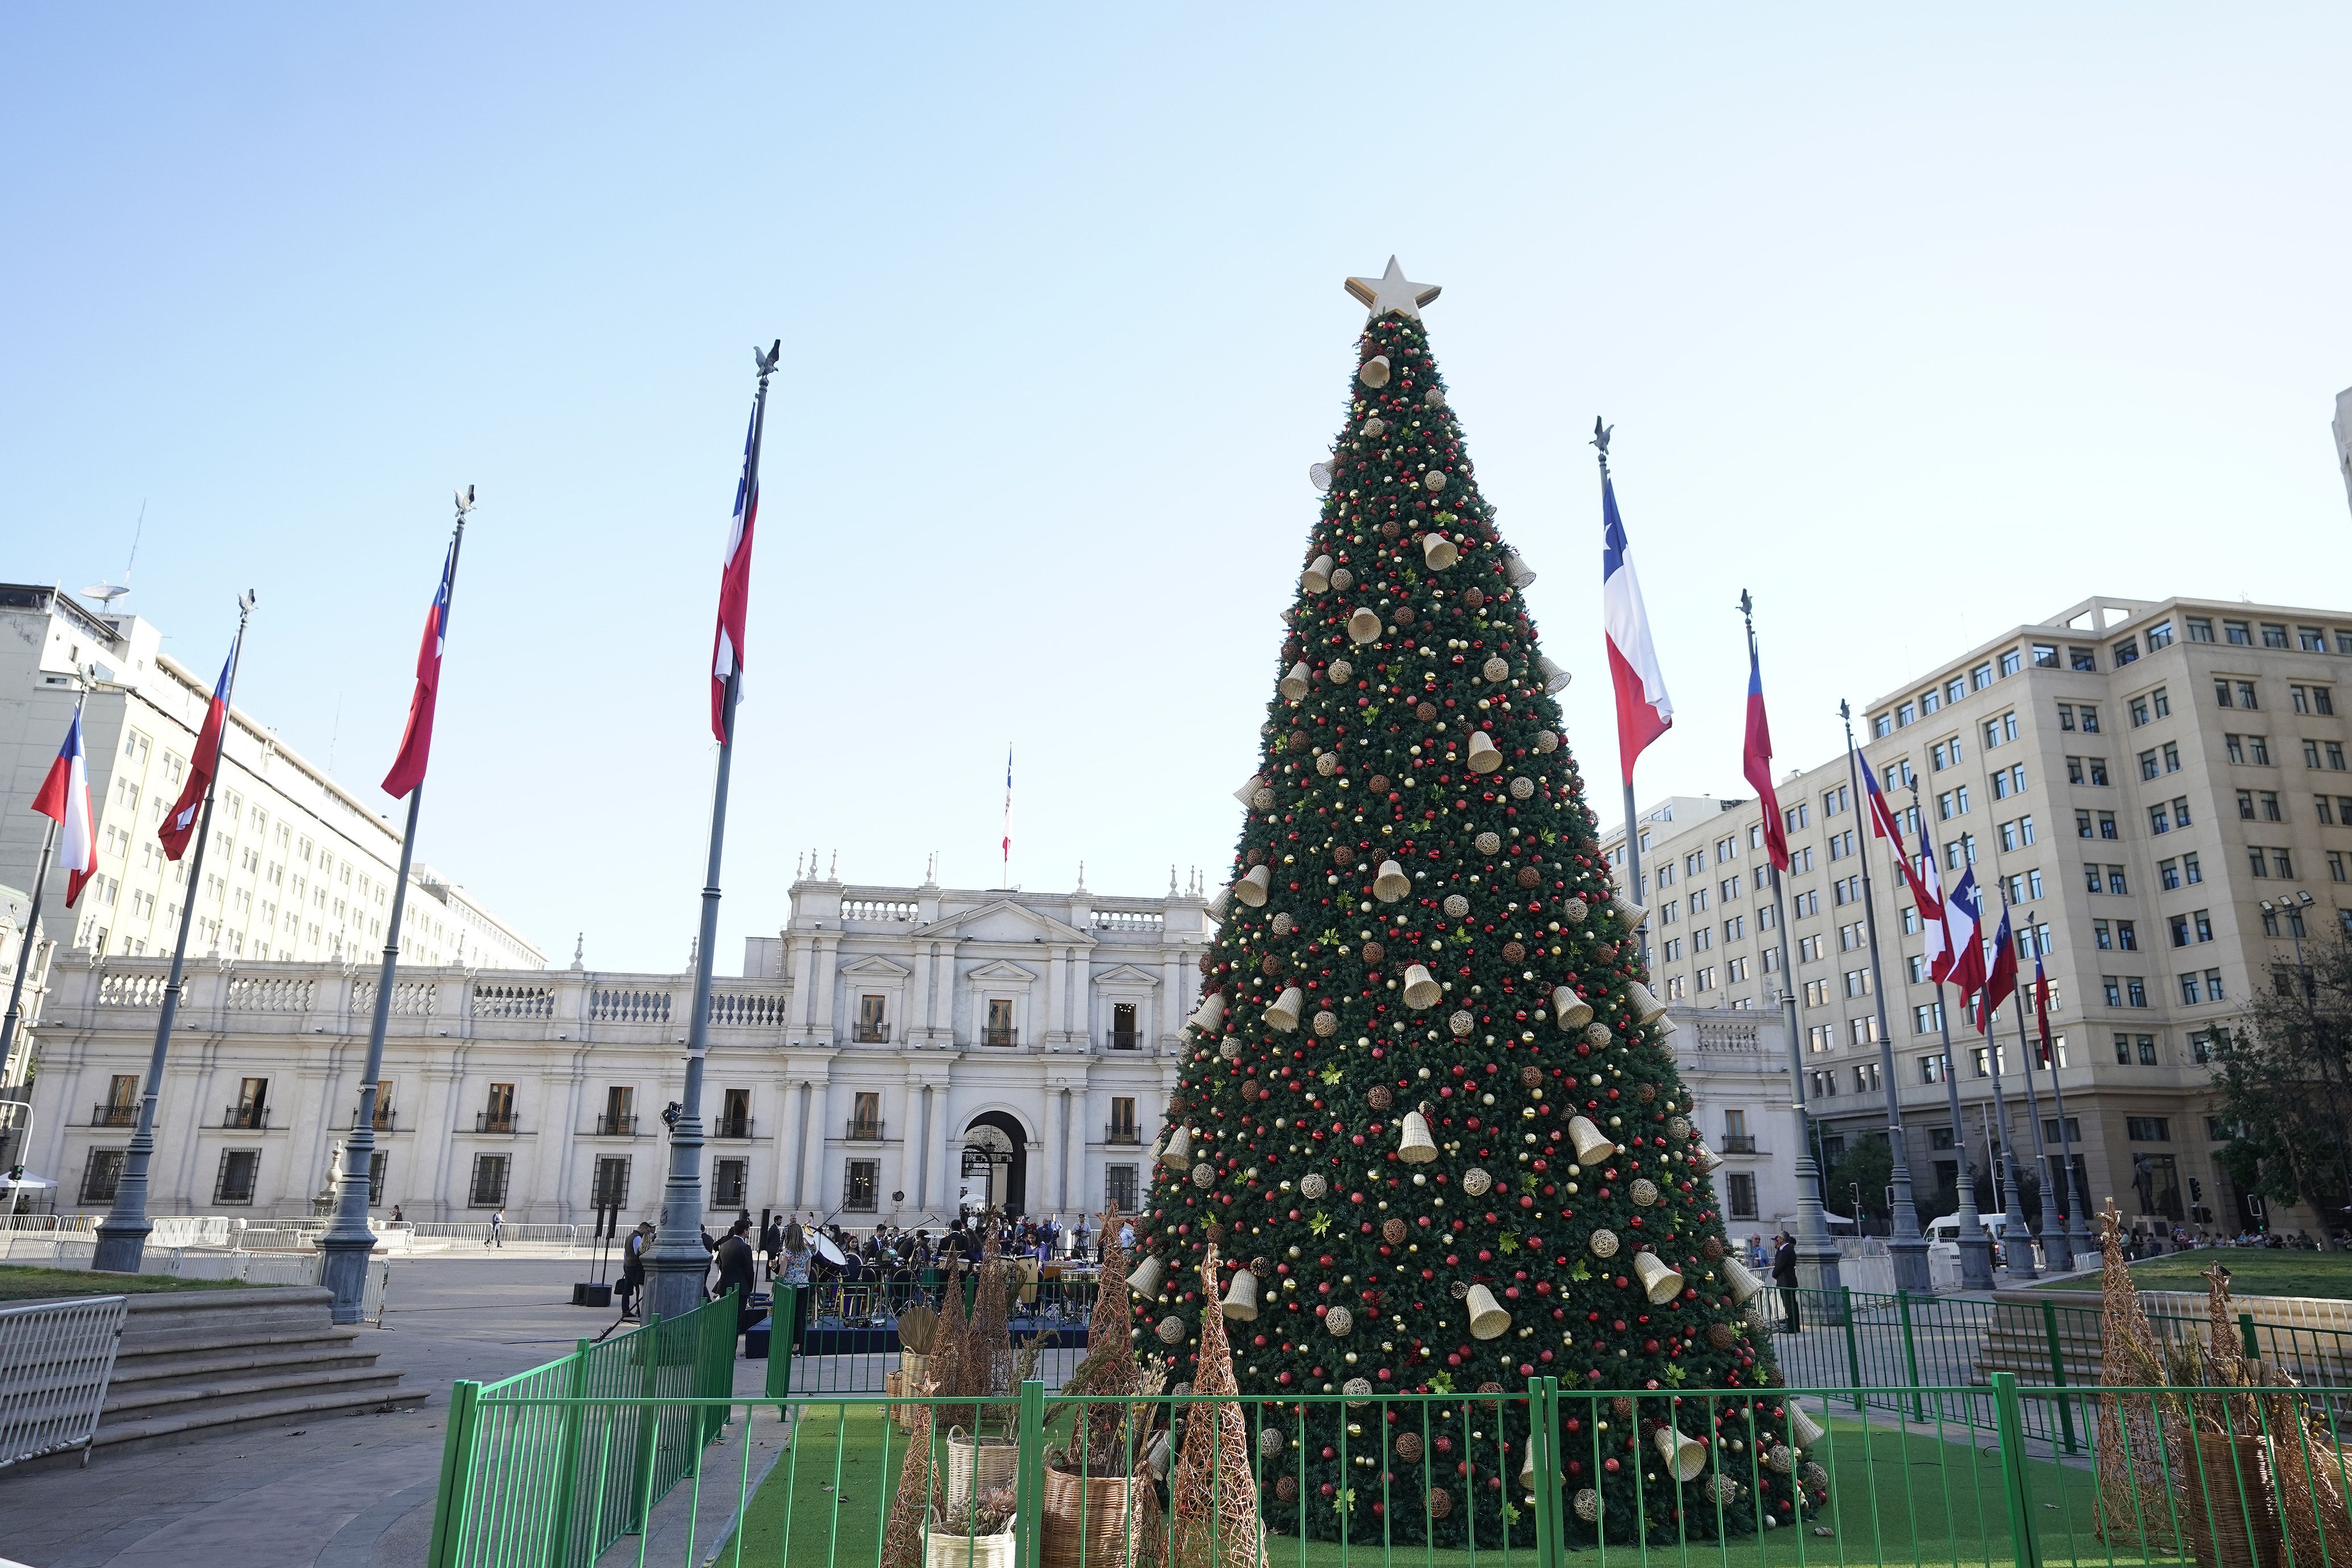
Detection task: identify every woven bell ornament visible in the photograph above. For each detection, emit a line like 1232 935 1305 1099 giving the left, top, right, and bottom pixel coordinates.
1422 532 1459 570
1503 549 1537 588
1302 554 1334 593
1187 993 1225 1033
1789 1401 1826 1450
1264 987 1303 1031
1146 1430 1173 1479
1221 1268 1259 1321
1158 1125 1192 1169
1722 1255 1765 1303
1232 774 1266 806
1536 654 1571 694
1552 987 1594 1029
1397 1110 1437 1163
1633 1250 1683 1305
1624 979 1667 1024
1372 859 1411 901
1691 1143 1724 1174
1280 662 1311 700
1204 888 1231 919
1359 354 1390 388
1654 1427 1709 1482
1401 964 1442 1009
1606 894 1648 931
1464 732 1501 773
1235 865 1271 907
1128 1253 1166 1298
1347 607 1383 643
1567 1115 1615 1164
1519 1435 1536 1490
1464 1282 1510 1339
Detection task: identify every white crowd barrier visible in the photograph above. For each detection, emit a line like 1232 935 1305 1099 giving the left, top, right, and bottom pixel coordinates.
0 1294 127 1468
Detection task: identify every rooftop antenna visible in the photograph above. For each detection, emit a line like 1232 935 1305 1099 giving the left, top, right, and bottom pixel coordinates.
82 501 145 607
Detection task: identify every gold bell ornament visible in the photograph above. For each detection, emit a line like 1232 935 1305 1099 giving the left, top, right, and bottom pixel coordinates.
1464 1283 1511 1339
1347 607 1383 643
1187 993 1225 1033
1624 980 1668 1024
1372 860 1412 902
1301 555 1334 594
1567 1115 1616 1165
1158 1125 1192 1170
1422 533 1459 570
1464 732 1501 773
1280 662 1312 700
1127 1253 1166 1299
1264 986 1303 1031
1221 1268 1260 1321
1722 1256 1766 1303
1633 1250 1685 1305
1654 1427 1709 1482
1401 964 1443 1009
1552 987 1594 1029
1397 1111 1437 1163
1235 865 1271 907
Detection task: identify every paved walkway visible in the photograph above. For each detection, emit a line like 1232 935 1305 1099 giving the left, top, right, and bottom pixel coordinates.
0 1253 776 1568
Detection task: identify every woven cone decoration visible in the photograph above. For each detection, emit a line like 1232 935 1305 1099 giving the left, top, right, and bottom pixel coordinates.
1567 1115 1615 1164
1397 1111 1437 1163
879 1378 941 1568
1633 1250 1683 1305
1168 1248 1262 1568
1465 1282 1510 1339
1654 1427 1708 1483
1722 1256 1765 1303
1372 859 1410 901
1553 987 1594 1028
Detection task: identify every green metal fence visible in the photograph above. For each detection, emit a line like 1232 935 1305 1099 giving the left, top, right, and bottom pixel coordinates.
426 1288 743 1568
427 1375 2352 1568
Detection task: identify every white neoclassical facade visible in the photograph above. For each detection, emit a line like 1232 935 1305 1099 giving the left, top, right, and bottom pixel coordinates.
22 873 1208 1228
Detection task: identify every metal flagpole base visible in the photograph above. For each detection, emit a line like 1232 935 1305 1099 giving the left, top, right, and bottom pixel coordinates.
1887 1236 1932 1294
317 1232 377 1322
1957 1233 1995 1290
2037 1192 2074 1273
91 1215 151 1273
643 1113 710 1323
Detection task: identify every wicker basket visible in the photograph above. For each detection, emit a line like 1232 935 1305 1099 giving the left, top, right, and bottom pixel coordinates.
944 1426 1020 1520
1042 1466 1148 1568
2182 1433 2281 1568
902 1349 934 1387
924 1521 1016 1568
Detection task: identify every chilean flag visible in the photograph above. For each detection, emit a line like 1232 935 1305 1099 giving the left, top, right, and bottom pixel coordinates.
159 648 232 861
1741 646 1789 872
709 402 759 742
1945 867 1986 1004
2033 950 2054 1066
1915 822 1954 985
1600 471 1672 783
1974 899 2018 1030
31 710 98 907
382 538 457 799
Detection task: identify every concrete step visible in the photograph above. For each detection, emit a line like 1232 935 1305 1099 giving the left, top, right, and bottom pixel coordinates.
111 1324 368 1364
85 1382 416 1459
102 1362 406 1420
106 1341 387 1393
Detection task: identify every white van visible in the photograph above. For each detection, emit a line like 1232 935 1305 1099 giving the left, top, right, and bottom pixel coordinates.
1925 1212 2011 1262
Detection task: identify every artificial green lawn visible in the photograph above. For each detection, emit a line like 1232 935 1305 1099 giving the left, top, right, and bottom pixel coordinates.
0 1264 286 1301
2036 1249 2352 1299
718 1403 2174 1567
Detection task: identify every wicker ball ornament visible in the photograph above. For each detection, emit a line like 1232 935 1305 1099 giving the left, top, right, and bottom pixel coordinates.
1520 1066 1545 1089
1300 1173 1328 1200
1276 1476 1299 1504
1415 702 1438 722
1361 941 1386 965
1443 894 1470 918
1367 774 1391 794
1427 1488 1454 1519
1343 1377 1373 1404
1448 1010 1475 1037
1156 1316 1186 1344
1707 1322 1740 1351
1475 831 1501 855
1509 776 1534 800
1328 658 1354 683
1534 730 1559 753
1701 1236 1724 1261
1315 752 1338 777
1502 940 1524 962
1313 1010 1339 1037
1635 1083 1657 1104
1668 1116 1693 1140
1394 1430 1423 1462
1325 1306 1353 1338
1258 1426 1284 1457
1481 656 1508 681
1573 1488 1603 1522
1590 1228 1620 1258
1629 1178 1660 1207
1460 1167 1492 1196
1365 1086 1393 1111
1191 1162 1216 1189
1584 1023 1613 1047
1561 897 1588 923
1515 866 1541 888
1382 1217 1407 1244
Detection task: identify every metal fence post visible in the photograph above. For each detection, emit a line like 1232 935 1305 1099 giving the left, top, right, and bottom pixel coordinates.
1016 1377 1046 1568
426 1379 481 1568
626 1312 663 1535
2038 1299 2077 1454
2238 1310 2261 1364
765 1285 797 1402
543 1341 592 1568
1841 1288 1865 1410
1525 1376 1554 1568
1897 1292 1926 1421
1990 1371 2042 1568
1540 1377 1567 1568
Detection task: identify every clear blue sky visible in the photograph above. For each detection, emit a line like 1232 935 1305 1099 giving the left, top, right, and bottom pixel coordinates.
8 7 2352 972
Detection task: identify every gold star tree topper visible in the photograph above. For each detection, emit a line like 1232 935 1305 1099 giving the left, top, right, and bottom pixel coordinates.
1344 256 1441 319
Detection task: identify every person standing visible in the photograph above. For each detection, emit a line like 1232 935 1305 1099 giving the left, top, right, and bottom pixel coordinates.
761 1215 783 1281
1772 1231 1800 1334
620 1222 653 1319
485 1208 505 1248
714 1219 758 1336
778 1220 812 1353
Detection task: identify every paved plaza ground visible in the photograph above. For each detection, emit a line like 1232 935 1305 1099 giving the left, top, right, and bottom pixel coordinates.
0 1252 781 1568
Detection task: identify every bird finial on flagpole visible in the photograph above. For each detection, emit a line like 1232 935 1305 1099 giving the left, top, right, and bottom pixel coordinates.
1591 417 1613 473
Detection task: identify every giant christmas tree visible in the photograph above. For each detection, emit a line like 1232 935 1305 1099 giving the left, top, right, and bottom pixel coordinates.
1130 261 1817 1548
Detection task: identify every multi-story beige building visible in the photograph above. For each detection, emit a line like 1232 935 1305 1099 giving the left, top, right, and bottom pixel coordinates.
0 584 542 980
1607 595 2352 1242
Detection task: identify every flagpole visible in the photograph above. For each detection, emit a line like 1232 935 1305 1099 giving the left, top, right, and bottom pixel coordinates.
1838 701 1930 1293
646 345 778 1323
2038 980 2096 1263
0 698 76 1090
93 592 255 1273
319 494 470 1323
1980 880 2037 1281
1736 596 1837 1295
1597 428 1648 956
1911 780 1994 1289
2007 938 2073 1272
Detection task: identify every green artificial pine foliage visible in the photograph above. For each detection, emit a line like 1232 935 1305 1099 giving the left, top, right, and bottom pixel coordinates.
1132 274 1818 1548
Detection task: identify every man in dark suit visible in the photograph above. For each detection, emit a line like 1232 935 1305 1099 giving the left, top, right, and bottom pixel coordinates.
1772 1231 1800 1333
713 1218 760 1337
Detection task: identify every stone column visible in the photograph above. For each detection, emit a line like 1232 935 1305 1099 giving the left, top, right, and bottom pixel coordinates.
932 1089 959 1212
1063 1084 1087 1222
797 1075 828 1215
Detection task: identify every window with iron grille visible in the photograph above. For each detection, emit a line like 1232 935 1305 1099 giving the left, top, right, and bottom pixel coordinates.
214 1148 260 1205
469 1154 510 1208
80 1148 126 1204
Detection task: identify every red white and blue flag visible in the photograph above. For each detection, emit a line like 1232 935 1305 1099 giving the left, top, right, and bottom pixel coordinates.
1861 754 1907 848
382 538 457 799
30 708 97 906
159 647 233 861
709 403 760 742
1600 472 1672 783
1741 646 1789 872
1001 745 1014 883
1945 866 1986 1004
2032 950 2054 1066
1973 896 2017 1031
1914 822 1954 985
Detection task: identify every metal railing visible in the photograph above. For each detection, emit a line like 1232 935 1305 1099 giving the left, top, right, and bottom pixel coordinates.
222 1104 270 1129
1721 1133 1758 1153
0 1294 126 1470
423 1368 2352 1568
349 1109 398 1130
475 1112 518 1134
711 1116 753 1140
1105 1031 1141 1050
1105 1122 1142 1144
593 1113 637 1136
852 1024 891 1043
844 1119 885 1141
90 1104 136 1128
980 1027 1017 1047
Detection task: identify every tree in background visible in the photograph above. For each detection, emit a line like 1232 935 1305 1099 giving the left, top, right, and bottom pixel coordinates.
1129 264 1813 1546
2211 937 2352 1225
1825 1136 1893 1232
